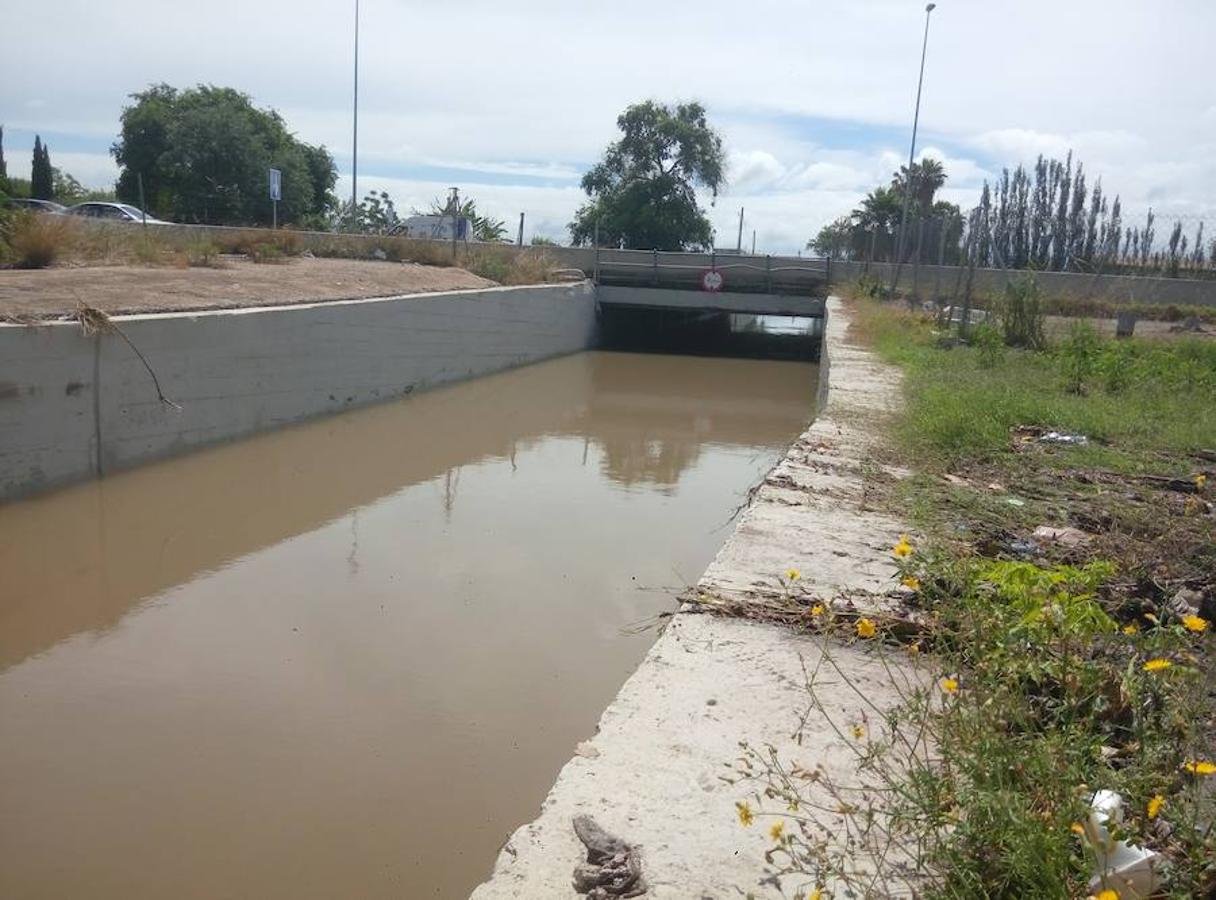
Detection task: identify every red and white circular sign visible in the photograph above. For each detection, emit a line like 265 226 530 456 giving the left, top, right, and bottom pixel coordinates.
700 269 725 292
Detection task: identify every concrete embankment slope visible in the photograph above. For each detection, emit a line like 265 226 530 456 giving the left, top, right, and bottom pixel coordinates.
471 297 917 899
0 283 596 502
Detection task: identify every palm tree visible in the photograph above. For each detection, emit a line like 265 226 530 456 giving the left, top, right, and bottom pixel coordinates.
891 158 947 216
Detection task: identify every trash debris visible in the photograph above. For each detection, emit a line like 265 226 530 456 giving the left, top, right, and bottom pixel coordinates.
1003 538 1040 559
1004 497 1026 507
1083 790 1163 898
575 741 601 759
1039 430 1089 446
371 247 388 261
571 815 646 898
1032 525 1092 549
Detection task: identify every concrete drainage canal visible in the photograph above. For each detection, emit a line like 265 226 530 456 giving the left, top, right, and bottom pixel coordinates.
0 320 820 897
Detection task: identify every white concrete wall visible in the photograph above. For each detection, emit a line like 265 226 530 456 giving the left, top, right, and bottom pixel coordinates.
0 283 597 501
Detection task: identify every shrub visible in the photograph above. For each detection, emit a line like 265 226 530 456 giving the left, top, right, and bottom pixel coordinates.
1059 321 1102 394
999 276 1047 350
2 210 84 268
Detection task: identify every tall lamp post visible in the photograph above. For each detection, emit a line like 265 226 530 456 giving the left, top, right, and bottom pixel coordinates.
890 2 936 300
350 0 360 223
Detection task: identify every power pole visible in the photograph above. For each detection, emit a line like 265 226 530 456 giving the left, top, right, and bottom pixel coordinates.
736 207 744 252
517 212 525 246
890 2 937 298
350 0 360 223
450 187 460 260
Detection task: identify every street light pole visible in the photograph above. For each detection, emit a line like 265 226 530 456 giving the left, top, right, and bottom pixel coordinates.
890 2 936 300
351 0 360 223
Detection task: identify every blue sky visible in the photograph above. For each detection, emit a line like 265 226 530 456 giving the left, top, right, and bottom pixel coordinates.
4 0 1213 254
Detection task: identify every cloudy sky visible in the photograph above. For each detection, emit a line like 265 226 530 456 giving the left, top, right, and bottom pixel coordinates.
3 0 1213 253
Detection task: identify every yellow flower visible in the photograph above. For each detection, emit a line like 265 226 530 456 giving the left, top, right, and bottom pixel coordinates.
1090 890 1120 900
856 617 877 639
901 575 921 591
1182 614 1209 633
1183 760 1216 776
1070 822 1085 836
1147 794 1164 820
736 801 754 826
809 891 823 900
892 535 914 558
1121 623 1139 635
1195 473 1207 488
940 677 959 694
906 642 921 656
786 568 802 582
810 603 826 617
769 820 785 841
851 724 865 740
1143 658 1172 672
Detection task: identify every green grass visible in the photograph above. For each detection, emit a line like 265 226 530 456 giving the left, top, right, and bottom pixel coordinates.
854 300 1216 474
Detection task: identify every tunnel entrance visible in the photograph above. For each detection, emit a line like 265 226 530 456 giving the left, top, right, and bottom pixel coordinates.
597 305 823 361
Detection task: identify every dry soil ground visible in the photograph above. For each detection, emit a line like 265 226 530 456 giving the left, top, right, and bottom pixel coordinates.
0 257 495 321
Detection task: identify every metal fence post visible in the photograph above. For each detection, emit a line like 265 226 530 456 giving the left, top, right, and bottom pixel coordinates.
765 255 772 293
652 249 659 286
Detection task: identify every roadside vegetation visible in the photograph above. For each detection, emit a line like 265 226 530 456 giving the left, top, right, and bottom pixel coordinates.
728 284 1215 898
0 207 559 285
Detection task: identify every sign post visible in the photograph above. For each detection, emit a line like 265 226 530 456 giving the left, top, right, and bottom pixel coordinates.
268 168 282 229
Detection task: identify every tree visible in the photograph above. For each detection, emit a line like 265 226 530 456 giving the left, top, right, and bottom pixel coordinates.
569 101 725 251
427 196 507 242
807 216 853 259
0 125 10 196
31 135 54 200
111 84 337 226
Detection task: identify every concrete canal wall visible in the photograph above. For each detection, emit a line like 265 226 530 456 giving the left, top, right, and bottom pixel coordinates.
0 282 596 501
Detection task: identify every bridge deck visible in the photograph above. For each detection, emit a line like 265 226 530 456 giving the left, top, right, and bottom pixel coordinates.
596 285 825 318
592 249 830 298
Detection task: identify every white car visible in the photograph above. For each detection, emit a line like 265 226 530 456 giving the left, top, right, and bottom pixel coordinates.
63 202 170 224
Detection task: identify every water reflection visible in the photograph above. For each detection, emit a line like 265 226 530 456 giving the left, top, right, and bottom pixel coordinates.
0 351 816 900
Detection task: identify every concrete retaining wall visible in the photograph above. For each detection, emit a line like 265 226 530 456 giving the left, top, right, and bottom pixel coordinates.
833 260 1216 308
0 283 596 502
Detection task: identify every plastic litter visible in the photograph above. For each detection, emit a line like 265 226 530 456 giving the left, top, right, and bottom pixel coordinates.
1083 789 1163 898
1032 525 1092 548
1038 431 1089 446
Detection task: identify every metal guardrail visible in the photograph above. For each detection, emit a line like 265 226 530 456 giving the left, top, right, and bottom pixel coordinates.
592 249 831 297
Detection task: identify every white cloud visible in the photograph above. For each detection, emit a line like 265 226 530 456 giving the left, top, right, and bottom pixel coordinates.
3 0 1213 253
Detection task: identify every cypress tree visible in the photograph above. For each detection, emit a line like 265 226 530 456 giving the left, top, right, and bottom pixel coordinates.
0 125 10 195
31 135 54 200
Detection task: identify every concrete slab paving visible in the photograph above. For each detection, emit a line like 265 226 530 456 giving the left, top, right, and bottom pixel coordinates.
471 298 921 899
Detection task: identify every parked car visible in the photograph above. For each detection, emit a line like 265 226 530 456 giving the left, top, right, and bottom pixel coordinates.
5 198 66 214
62 202 170 224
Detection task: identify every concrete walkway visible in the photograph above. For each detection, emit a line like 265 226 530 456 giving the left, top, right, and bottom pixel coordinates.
471 297 918 899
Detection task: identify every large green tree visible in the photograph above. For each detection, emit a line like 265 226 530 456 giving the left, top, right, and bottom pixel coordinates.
111 84 337 225
569 101 725 251
30 136 54 200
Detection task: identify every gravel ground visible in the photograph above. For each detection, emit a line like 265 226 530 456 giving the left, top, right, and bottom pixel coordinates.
0 257 496 320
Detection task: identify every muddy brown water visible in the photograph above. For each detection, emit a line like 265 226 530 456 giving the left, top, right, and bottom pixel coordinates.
0 351 817 899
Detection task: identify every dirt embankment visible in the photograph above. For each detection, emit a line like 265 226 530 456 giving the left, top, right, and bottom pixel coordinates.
0 257 496 320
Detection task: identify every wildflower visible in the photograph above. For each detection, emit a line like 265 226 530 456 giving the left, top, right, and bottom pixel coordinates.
1147 794 1164 820
736 801 754 826
856 617 877 639
1183 760 1216 776
1121 623 1139 635
940 677 959 694
851 724 865 740
809 891 823 900
1090 890 1119 900
810 603 826 617
1070 822 1086 836
1195 473 1207 489
1182 614 1209 633
1143 658 1172 673
901 575 921 591
769 820 785 841
786 568 802 582
892 535 914 558
906 642 921 656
